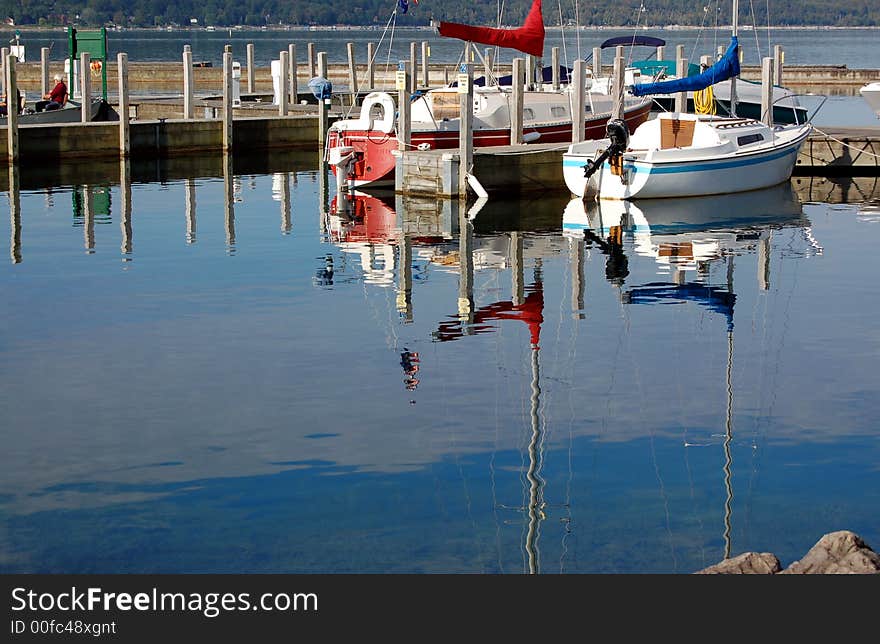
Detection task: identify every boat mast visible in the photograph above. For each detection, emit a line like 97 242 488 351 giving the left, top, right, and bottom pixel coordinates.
730 0 739 117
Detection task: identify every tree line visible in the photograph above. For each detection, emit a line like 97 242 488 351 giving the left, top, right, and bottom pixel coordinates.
0 0 878 28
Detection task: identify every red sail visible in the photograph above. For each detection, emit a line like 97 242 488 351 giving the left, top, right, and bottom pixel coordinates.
437 0 545 58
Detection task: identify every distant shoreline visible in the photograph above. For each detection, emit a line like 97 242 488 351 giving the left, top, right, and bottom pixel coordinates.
2 24 879 32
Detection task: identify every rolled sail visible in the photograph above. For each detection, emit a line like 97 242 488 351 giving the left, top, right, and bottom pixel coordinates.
631 36 740 96
438 0 546 58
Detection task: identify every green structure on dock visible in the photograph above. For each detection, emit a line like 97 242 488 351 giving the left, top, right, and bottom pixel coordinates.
67 26 108 100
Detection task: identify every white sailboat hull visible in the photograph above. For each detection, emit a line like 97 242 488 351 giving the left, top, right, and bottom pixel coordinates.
563 115 811 200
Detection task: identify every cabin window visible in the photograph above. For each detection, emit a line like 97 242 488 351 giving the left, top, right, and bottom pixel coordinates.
737 133 765 146
523 108 535 120
551 106 567 118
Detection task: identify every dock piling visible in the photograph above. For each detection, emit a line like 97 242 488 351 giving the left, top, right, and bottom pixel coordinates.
9 162 20 263
657 45 665 62
613 48 625 121
511 58 524 145
774 45 784 86
484 48 494 86
458 62 473 201
80 52 92 123
366 43 375 90
551 47 560 90
347 42 358 100
317 52 329 146
288 44 297 104
278 50 289 116
5 54 18 164
396 61 411 152
422 42 430 88
592 47 601 81
118 52 129 157
40 47 49 98
246 43 255 94
183 45 194 120
675 45 687 113
572 59 586 143
410 42 417 93
223 51 233 151
119 158 132 256
307 43 316 78
761 56 775 126
1 47 7 97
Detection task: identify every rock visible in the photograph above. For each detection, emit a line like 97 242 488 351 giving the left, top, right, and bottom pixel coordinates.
780 530 880 574
695 551 781 574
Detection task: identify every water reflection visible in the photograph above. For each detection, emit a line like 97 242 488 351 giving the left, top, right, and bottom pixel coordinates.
8 163 20 264
5 162 880 574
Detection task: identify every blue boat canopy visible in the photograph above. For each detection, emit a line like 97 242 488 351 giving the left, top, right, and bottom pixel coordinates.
600 35 666 49
631 36 740 97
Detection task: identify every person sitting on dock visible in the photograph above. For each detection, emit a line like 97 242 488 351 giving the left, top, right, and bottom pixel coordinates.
36 74 67 112
0 87 22 116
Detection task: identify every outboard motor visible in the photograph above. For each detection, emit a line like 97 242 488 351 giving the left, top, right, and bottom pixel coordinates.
583 118 630 181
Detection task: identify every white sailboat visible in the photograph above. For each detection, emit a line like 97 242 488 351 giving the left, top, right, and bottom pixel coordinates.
562 0 813 201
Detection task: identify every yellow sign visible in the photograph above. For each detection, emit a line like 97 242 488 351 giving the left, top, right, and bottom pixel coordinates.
395 70 407 90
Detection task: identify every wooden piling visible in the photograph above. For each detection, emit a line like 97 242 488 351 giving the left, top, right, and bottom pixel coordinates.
367 43 375 90
117 53 129 157
657 45 665 61
183 46 194 119
761 56 774 126
410 42 417 93
592 47 601 81
185 178 196 244
40 47 49 98
222 51 233 151
1 47 7 97
572 59 586 143
421 42 430 88
347 42 358 98
288 44 297 104
613 51 625 121
317 52 329 146
307 43 316 78
774 44 784 86
483 48 494 86
511 58 524 145
526 55 536 90
278 50 289 116
396 61 411 152
458 62 473 201
675 45 687 113
5 54 18 164
551 47 560 90
80 52 91 123
246 43 255 94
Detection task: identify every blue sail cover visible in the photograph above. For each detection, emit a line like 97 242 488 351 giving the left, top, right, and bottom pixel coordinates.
631 36 740 97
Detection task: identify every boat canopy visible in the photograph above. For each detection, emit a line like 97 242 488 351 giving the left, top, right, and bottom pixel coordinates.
437 0 545 58
631 36 740 97
626 283 736 330
600 35 666 49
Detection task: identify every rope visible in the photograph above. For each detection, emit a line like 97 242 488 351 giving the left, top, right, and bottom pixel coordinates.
811 126 880 161
694 84 716 115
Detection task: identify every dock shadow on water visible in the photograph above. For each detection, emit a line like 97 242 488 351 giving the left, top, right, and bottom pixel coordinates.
1 157 879 573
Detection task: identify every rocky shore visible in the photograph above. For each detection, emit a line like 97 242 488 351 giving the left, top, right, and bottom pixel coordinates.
695 530 880 574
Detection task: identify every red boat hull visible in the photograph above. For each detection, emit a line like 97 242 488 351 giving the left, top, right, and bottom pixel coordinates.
329 100 652 188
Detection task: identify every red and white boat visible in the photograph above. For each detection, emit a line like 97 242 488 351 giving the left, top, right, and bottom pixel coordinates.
327 0 653 189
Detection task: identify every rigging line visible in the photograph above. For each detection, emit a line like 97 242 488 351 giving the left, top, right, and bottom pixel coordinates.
747 0 763 61
344 7 400 119
383 10 399 86
573 0 581 61
557 0 568 76
689 0 714 69
765 0 772 61
810 127 880 160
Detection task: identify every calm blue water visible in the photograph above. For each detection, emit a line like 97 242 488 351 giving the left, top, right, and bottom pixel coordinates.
13 26 880 68
1 156 878 573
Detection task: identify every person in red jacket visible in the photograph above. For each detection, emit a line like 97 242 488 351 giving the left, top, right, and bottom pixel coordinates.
36 74 67 112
